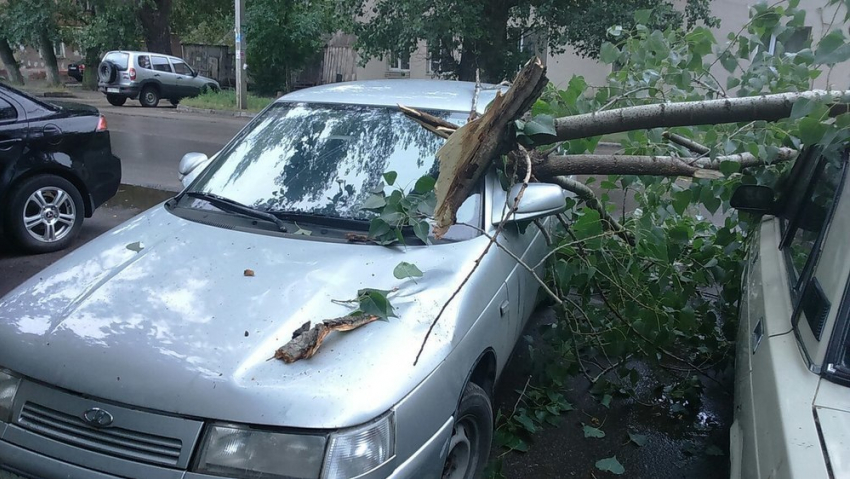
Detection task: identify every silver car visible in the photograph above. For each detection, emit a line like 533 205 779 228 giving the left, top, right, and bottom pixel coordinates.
98 50 220 108
0 80 567 479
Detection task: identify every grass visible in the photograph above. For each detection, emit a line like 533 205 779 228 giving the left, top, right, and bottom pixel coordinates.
181 89 274 113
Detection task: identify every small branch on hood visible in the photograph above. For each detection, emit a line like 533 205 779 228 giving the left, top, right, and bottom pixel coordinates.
414 145 534 365
274 314 380 364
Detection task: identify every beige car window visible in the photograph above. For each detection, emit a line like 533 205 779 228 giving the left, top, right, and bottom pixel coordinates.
785 153 844 287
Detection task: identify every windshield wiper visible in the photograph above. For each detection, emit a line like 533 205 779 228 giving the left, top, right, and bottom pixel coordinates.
187 192 288 232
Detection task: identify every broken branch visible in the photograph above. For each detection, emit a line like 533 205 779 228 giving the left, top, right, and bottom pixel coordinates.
274 314 380 363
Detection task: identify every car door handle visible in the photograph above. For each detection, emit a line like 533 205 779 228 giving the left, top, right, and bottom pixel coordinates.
154 74 160 77
499 299 510 317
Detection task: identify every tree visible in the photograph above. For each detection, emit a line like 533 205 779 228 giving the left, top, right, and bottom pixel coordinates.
171 0 234 46
4 0 70 86
340 0 717 82
137 0 174 54
244 0 336 95
70 1 143 90
0 3 25 85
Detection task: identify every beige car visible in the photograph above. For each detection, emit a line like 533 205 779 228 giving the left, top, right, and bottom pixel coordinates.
730 147 850 478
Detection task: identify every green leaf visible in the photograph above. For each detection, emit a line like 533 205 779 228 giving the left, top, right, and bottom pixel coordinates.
798 117 828 145
583 425 606 438
601 394 612 408
522 114 557 142
719 160 740 176
357 288 396 320
607 25 623 37
413 175 437 194
815 30 850 64
600 42 620 64
413 220 430 244
393 261 423 280
368 218 391 238
790 97 816 120
515 414 537 433
595 456 625 475
361 194 386 210
634 8 652 24
382 171 397 186
672 190 691 215
628 431 648 447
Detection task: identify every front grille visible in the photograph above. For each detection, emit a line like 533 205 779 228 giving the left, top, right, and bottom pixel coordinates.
18 401 183 467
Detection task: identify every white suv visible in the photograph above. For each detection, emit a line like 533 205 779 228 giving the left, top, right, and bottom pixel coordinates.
97 50 220 107
730 147 850 479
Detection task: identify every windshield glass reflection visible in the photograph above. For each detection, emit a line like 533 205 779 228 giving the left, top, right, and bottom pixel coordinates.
190 103 469 222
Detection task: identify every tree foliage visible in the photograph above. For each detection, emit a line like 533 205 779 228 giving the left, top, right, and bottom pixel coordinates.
69 1 143 89
340 0 717 82
244 0 336 95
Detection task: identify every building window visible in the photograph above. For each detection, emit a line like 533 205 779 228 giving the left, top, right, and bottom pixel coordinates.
389 50 410 72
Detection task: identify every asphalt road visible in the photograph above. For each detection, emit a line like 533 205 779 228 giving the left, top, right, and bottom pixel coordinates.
103 105 250 192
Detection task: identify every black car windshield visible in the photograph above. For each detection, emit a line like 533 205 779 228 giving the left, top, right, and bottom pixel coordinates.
187 102 477 230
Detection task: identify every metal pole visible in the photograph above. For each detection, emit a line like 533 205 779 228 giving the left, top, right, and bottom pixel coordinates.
235 0 247 110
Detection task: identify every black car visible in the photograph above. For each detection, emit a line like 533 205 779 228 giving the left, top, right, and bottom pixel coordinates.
67 63 84 82
0 82 121 253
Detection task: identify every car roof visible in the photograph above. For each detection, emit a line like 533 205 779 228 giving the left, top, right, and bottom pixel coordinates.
105 51 182 60
276 80 505 113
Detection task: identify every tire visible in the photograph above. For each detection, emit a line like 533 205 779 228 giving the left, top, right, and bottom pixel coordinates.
139 85 160 107
106 94 126 106
442 382 493 479
98 61 116 83
169 98 180 106
5 175 85 254
201 83 220 94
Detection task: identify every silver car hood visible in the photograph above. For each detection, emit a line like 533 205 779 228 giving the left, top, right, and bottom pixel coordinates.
0 205 487 428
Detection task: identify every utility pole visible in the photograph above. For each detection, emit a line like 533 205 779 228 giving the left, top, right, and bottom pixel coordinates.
234 0 247 110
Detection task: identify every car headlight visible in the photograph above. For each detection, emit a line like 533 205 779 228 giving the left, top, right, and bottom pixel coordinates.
194 424 326 479
321 411 395 479
0 369 21 422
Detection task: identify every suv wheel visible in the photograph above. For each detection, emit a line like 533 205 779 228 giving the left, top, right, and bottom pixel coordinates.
140 85 160 107
5 174 85 253
169 98 180 106
98 61 117 83
106 94 126 107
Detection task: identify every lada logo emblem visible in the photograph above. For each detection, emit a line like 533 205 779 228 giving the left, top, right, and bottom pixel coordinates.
82 407 114 427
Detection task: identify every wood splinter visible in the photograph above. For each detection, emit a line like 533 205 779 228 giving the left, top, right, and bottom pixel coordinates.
274 314 380 364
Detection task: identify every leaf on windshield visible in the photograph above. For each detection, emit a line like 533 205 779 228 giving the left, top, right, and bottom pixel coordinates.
383 171 398 186
595 456 625 475
356 288 397 320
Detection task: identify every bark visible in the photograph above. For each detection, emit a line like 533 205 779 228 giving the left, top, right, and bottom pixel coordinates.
138 0 173 55
534 148 798 179
430 57 547 238
549 175 633 244
38 31 60 86
553 91 850 142
457 40 477 82
663 132 709 154
0 38 24 84
274 314 380 363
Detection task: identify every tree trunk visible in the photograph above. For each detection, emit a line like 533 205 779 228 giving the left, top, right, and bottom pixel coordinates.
457 40 477 82
138 0 173 55
477 0 511 83
38 31 61 86
553 91 850 142
0 38 24 84
82 48 99 91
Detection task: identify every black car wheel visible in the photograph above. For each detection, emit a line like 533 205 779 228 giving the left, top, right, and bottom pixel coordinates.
98 61 117 83
441 382 493 479
140 85 160 107
170 98 180 106
5 175 85 253
106 94 126 106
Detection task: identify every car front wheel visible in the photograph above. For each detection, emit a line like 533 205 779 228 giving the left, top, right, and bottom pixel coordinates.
5 175 85 253
442 382 493 479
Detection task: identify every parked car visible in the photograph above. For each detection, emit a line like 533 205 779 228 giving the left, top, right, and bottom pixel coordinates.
0 80 565 479
0 82 121 253
97 50 220 108
729 147 850 478
67 63 84 82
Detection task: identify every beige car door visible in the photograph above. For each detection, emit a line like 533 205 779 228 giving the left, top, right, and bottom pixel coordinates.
733 148 848 479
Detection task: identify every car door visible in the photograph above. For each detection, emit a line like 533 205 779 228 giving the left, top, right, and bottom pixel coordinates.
169 58 198 97
734 148 848 479
150 55 177 98
0 93 27 192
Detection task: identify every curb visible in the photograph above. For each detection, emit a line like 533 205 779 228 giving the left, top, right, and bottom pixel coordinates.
176 105 257 118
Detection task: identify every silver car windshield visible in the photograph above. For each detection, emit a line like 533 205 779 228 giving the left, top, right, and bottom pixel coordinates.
189 102 474 226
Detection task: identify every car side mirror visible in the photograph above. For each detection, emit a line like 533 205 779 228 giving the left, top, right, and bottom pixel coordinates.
178 152 211 188
192 70 198 77
730 185 777 215
497 183 568 224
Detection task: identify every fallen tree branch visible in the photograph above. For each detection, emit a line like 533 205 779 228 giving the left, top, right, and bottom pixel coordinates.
552 90 850 141
534 148 798 179
548 176 634 245
398 104 459 139
663 132 710 155
274 314 380 363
